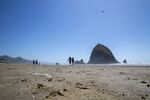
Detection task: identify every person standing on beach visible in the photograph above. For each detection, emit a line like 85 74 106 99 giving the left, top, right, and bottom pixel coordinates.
33 59 35 64
72 57 75 65
68 57 72 66
35 59 38 65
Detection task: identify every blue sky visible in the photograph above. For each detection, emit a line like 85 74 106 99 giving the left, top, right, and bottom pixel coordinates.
0 0 150 64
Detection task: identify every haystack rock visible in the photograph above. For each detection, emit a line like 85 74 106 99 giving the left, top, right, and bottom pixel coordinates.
88 44 118 64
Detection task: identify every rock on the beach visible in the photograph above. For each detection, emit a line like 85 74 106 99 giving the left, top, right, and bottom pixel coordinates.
88 44 118 64
75 59 85 64
123 59 127 64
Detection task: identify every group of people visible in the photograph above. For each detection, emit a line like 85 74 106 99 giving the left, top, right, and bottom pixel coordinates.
33 57 75 65
33 59 39 65
68 57 75 65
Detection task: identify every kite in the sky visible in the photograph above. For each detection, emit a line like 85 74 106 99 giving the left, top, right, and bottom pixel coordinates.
101 10 104 13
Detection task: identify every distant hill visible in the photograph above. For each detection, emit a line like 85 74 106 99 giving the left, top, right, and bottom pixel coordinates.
0 55 32 64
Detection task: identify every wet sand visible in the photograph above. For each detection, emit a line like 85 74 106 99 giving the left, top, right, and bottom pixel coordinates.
0 63 150 100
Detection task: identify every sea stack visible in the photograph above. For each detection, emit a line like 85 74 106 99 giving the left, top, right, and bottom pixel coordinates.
88 44 118 64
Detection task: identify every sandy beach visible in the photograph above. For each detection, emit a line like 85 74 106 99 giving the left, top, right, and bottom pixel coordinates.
0 63 150 100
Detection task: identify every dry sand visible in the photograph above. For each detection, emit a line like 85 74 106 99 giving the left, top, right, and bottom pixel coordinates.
0 63 150 100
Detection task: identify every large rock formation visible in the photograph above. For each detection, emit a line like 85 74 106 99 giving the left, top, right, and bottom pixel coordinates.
88 44 118 64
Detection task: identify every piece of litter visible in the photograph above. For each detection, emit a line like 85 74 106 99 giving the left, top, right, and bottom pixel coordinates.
32 73 52 78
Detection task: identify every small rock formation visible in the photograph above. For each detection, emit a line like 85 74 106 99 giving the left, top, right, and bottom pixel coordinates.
88 44 118 64
56 63 60 65
75 59 85 64
123 59 127 64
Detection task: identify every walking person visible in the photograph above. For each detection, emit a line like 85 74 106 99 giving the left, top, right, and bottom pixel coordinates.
68 57 72 66
72 57 75 65
33 59 35 64
35 59 38 65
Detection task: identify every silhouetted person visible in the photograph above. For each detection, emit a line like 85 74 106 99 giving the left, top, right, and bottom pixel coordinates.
72 57 75 65
36 59 38 65
33 59 35 64
68 57 72 66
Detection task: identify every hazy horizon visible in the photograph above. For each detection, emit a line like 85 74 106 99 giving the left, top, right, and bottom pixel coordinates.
0 0 150 64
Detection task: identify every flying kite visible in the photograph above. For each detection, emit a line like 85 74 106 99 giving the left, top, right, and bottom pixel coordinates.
101 10 104 13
